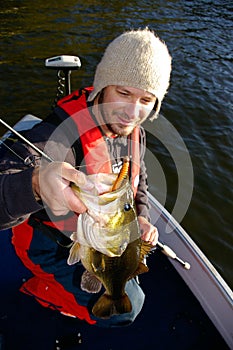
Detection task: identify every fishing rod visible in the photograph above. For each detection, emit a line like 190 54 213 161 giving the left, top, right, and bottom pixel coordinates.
0 118 53 163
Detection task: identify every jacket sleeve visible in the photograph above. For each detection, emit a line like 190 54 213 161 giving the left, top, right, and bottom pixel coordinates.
0 168 42 229
0 115 76 229
0 115 72 229
0 122 46 229
135 127 151 221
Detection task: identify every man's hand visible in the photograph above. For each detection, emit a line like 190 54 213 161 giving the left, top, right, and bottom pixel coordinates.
138 215 159 246
32 162 94 216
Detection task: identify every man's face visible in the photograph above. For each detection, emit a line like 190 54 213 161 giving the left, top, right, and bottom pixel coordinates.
98 85 157 136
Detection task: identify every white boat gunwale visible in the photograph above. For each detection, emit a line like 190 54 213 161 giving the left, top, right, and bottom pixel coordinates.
148 192 233 348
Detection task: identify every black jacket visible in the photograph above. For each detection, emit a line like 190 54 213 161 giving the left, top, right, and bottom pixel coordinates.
0 101 150 229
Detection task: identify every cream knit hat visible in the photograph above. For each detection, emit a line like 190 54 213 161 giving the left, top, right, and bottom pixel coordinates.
88 28 172 116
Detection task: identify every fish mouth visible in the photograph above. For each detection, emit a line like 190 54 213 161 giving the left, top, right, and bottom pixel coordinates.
73 174 140 257
77 213 140 257
81 176 128 198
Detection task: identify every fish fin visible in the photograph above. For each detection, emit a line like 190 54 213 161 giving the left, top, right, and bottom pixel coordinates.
67 242 81 265
140 240 153 260
91 252 106 273
70 232 78 241
129 262 149 280
92 293 132 319
81 270 102 293
128 241 152 280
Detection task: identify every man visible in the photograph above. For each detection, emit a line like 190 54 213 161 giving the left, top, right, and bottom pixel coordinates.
0 28 171 326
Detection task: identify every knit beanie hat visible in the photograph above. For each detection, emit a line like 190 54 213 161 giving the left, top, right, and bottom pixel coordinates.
88 28 172 116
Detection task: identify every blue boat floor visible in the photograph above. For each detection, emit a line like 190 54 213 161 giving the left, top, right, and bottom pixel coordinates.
0 230 228 350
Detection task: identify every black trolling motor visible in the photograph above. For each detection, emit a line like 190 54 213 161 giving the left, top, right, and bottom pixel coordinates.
45 55 81 103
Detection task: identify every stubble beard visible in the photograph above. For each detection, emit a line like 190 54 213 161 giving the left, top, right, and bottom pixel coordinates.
100 106 135 137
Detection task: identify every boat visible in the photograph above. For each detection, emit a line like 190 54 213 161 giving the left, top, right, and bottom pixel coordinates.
0 57 232 349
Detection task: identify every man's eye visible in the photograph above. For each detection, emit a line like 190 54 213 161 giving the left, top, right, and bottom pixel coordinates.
118 90 129 96
142 99 152 104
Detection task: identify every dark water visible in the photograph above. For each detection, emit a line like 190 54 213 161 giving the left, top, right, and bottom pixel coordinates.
0 0 232 288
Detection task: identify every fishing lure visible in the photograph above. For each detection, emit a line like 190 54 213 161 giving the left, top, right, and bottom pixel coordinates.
111 157 130 191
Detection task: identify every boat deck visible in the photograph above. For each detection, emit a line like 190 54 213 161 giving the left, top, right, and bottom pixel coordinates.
0 229 228 350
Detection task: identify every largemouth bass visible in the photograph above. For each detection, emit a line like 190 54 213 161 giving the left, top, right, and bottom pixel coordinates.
68 174 152 319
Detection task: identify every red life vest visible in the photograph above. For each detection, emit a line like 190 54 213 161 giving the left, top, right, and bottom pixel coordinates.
43 87 140 231
57 87 140 189
12 87 141 323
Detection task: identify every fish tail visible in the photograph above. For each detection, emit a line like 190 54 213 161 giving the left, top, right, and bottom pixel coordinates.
92 293 132 319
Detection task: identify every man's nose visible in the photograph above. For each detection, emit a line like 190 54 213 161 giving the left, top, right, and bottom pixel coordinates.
125 102 141 121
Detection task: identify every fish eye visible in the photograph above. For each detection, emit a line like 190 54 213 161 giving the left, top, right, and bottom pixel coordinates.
124 203 131 211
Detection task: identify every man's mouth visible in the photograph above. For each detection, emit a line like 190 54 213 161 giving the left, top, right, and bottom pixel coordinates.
117 115 135 127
